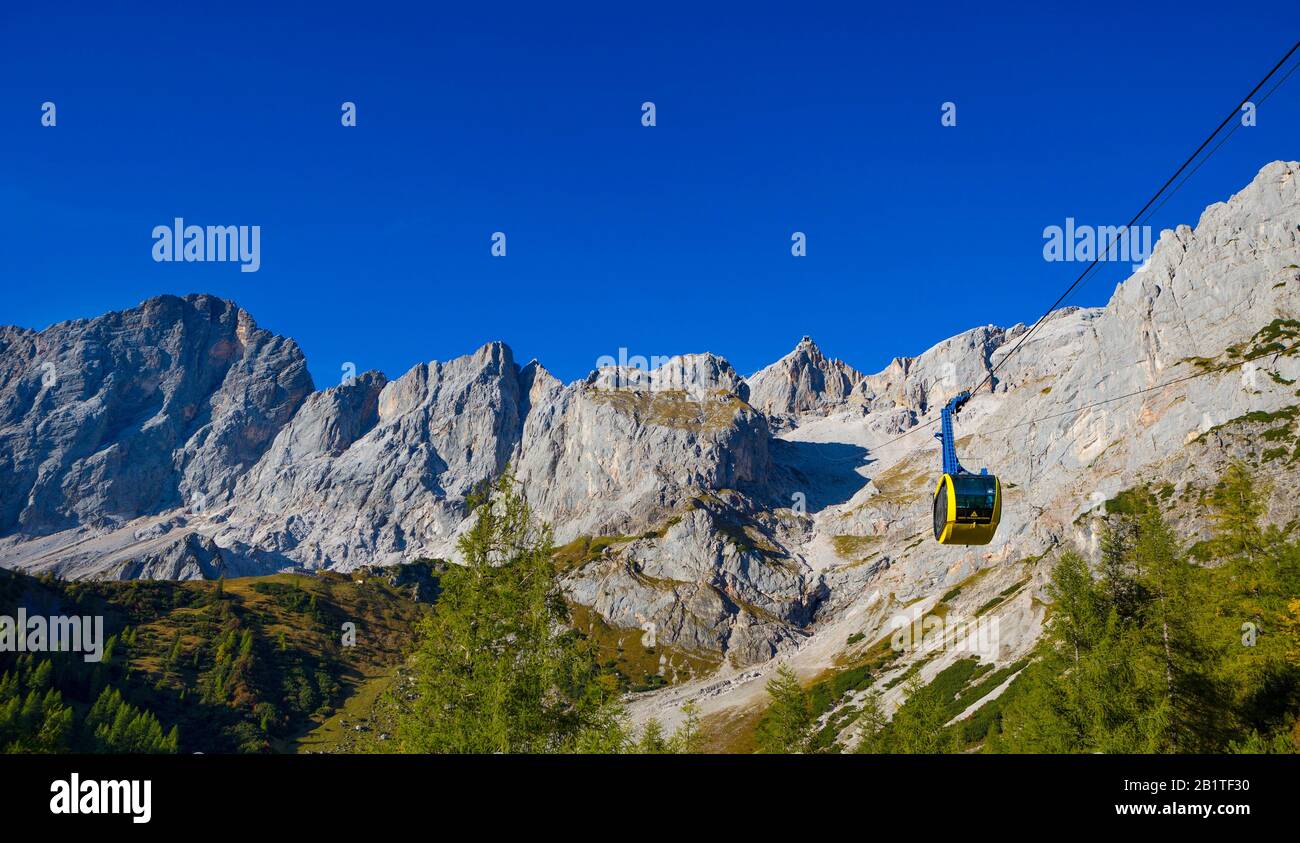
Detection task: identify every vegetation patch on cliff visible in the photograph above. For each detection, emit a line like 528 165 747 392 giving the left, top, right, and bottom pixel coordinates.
588 387 752 431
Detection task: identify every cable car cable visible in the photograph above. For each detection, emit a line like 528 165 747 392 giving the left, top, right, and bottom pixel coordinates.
1047 52 1300 317
970 339 1300 438
1135 55 1300 232
964 40 1300 402
868 41 1300 458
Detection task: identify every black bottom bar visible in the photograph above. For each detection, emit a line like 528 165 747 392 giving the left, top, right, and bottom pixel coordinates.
2 753 1288 829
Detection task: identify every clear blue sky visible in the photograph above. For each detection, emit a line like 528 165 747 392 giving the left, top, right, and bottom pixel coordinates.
2 2 1297 388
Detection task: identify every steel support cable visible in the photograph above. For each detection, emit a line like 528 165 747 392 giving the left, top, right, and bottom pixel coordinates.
965 40 1300 401
866 41 1300 457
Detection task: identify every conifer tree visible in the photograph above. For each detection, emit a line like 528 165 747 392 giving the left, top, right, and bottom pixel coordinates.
755 663 812 753
635 719 670 753
890 676 955 753
671 700 706 753
396 472 625 753
853 689 888 753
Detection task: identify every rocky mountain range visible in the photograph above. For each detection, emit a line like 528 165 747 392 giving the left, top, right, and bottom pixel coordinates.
2 161 1298 730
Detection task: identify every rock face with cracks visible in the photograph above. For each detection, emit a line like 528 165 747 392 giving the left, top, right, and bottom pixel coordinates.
0 294 312 537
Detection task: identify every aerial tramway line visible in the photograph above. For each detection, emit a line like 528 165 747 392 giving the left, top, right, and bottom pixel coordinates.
926 40 1300 546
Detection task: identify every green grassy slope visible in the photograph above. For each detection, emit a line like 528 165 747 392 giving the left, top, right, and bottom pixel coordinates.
0 565 431 753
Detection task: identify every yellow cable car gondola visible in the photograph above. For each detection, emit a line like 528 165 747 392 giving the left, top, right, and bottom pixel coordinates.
932 392 1001 545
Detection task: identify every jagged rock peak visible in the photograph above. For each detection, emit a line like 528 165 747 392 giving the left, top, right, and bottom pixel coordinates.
745 337 867 418
587 351 749 400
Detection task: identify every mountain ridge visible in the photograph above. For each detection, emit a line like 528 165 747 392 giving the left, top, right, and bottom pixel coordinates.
2 161 1298 684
